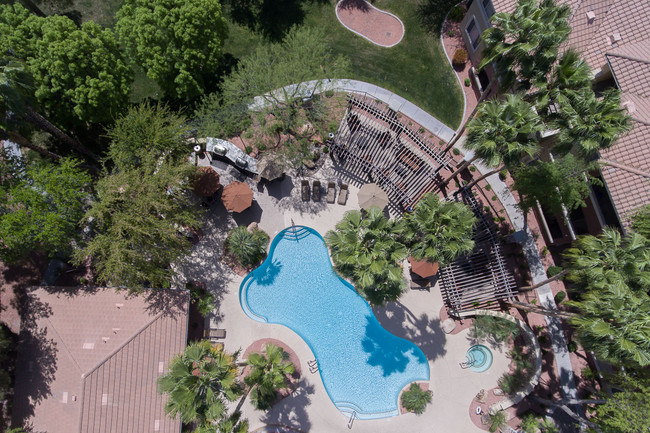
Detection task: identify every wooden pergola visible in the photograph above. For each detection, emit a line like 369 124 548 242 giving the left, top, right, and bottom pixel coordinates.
438 190 517 316
331 94 452 211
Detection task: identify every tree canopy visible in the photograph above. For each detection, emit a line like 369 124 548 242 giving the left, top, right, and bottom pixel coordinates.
512 154 601 215
244 343 295 410
116 0 228 101
0 154 91 262
0 4 132 125
401 193 476 267
326 207 408 306
591 373 650 433
630 205 650 239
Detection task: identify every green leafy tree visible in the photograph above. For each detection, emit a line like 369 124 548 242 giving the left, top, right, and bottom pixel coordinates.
326 207 408 306
553 88 632 158
28 17 132 125
444 94 542 185
0 4 132 126
0 324 17 401
591 373 650 433
0 156 91 262
116 0 228 101
243 343 295 411
74 160 201 290
401 193 476 267
106 103 191 171
630 205 650 239
479 0 571 91
158 341 242 427
512 154 602 215
400 383 432 415
225 226 270 268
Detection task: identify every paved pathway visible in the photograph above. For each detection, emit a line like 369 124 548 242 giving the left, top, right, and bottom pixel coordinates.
455 139 579 404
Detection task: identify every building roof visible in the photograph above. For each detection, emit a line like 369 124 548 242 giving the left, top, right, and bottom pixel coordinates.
12 287 189 433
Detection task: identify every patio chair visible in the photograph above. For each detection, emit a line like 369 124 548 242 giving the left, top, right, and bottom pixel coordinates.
312 180 321 202
204 328 226 339
326 182 336 203
301 180 310 201
338 183 348 205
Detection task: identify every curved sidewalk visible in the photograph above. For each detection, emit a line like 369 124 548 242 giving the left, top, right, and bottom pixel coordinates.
249 79 456 142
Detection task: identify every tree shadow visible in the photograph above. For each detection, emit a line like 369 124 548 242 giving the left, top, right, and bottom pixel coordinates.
141 289 190 318
12 290 58 429
228 0 312 42
416 0 460 34
338 0 371 12
372 301 447 363
255 258 284 286
261 378 315 432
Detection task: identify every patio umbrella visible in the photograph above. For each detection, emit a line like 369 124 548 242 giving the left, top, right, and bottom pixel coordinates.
193 167 221 197
409 256 439 278
357 183 389 210
257 154 285 181
221 181 253 213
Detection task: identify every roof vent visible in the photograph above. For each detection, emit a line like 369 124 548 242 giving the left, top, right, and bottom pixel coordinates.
102 337 110 343
154 420 160 432
586 11 595 22
112 328 120 334
611 32 622 43
622 100 637 113
83 342 95 350
115 303 124 309
102 394 108 405
158 361 165 373
62 392 69 403
72 395 77 402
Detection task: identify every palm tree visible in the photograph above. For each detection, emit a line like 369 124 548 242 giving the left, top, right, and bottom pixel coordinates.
243 343 295 411
158 341 242 426
400 383 432 415
401 193 477 267
226 226 270 268
0 60 99 161
479 0 571 92
532 49 592 120
325 207 408 305
553 88 632 158
443 94 542 187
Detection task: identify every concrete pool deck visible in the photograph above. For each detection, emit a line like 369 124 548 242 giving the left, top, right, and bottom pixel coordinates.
175 158 512 432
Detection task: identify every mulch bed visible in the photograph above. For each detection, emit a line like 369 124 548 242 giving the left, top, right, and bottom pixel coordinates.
336 0 404 47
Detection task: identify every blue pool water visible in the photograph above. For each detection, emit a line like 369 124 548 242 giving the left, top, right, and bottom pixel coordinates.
467 344 493 373
240 226 430 419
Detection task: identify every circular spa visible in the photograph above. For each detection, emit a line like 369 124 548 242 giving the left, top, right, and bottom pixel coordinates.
240 226 429 419
466 344 493 373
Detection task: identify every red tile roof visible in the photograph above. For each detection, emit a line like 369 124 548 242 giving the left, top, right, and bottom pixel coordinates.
12 288 189 433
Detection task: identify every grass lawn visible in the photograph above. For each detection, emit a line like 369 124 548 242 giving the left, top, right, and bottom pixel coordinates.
223 0 464 129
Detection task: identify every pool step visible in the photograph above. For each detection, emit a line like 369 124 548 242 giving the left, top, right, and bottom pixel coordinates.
281 226 311 241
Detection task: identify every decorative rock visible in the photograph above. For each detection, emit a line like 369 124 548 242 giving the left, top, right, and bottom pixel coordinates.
303 159 316 169
493 388 504 396
441 318 457 334
475 389 487 403
247 222 259 232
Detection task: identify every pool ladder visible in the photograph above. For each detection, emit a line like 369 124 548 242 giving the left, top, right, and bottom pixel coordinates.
348 411 356 429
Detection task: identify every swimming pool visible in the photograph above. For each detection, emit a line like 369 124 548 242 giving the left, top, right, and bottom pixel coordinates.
240 226 430 419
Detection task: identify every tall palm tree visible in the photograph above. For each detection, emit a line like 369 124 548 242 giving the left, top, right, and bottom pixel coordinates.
400 193 477 267
243 343 295 411
0 60 99 161
553 88 632 158
479 0 571 92
158 341 242 426
325 207 408 305
532 49 593 120
443 94 542 186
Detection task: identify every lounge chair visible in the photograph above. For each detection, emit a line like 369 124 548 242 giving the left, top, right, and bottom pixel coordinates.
301 180 310 201
204 328 226 339
312 180 321 202
326 182 336 203
338 183 348 205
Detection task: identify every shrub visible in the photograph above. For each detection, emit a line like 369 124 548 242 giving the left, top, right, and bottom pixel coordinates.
491 195 497 201
581 366 596 381
244 145 253 154
452 148 461 155
470 315 520 344
498 368 529 395
554 291 566 304
401 383 432 415
448 5 465 22
520 413 540 433
567 340 578 353
464 78 471 87
485 184 492 191
499 169 508 181
452 48 468 67
469 165 476 172
488 410 507 433
226 226 270 268
186 282 215 316
322 146 329 153
324 89 335 97
448 29 455 37
541 246 548 256
547 265 563 277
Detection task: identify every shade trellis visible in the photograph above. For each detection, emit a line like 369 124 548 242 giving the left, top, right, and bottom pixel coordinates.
331 94 452 211
438 189 517 316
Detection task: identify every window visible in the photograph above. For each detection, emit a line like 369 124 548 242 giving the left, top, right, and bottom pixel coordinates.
466 18 481 50
482 0 495 18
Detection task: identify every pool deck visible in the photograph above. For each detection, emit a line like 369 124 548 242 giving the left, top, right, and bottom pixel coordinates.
177 157 512 432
